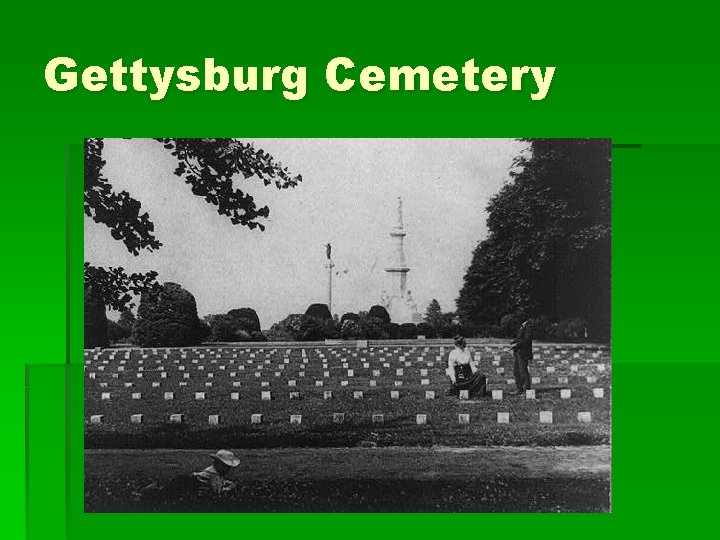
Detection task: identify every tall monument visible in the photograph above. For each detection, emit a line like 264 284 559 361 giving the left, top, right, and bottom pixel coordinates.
325 243 335 313
382 197 422 324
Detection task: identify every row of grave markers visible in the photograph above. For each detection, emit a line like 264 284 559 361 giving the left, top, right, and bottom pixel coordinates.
97 387 606 401
89 410 593 425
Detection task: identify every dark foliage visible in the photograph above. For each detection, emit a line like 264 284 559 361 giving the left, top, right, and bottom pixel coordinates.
266 314 304 341
398 323 418 339
226 308 261 334
107 320 130 343
340 312 359 324
416 322 436 339
304 304 332 321
84 286 108 348
368 305 391 324
131 282 201 347
457 139 611 340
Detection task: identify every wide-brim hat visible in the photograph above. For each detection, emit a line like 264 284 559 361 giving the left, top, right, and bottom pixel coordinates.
210 449 240 467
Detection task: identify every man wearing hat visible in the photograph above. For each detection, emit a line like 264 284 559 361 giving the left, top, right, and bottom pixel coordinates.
192 449 241 497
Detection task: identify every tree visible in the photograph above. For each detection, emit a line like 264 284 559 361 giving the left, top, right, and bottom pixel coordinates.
456 139 611 340
84 138 302 312
84 285 108 348
424 299 444 330
131 282 201 347
118 310 135 333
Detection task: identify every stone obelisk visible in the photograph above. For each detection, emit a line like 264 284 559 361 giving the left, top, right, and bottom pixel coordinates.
385 197 410 297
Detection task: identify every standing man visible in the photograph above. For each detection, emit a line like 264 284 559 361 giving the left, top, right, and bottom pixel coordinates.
511 319 533 394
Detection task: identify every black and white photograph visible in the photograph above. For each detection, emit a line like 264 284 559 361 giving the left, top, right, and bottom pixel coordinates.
84 138 611 512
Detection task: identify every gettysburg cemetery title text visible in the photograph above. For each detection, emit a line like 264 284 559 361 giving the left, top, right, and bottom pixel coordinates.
44 57 557 101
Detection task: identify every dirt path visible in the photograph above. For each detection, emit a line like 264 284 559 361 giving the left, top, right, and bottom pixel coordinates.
86 445 610 480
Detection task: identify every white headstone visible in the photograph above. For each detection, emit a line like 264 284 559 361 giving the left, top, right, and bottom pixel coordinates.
459 390 469 400
90 415 103 424
101 392 111 400
372 414 384 423
578 411 592 423
231 392 240 400
525 389 536 400
416 414 427 425
324 390 333 400
130 414 143 424
458 414 470 424
132 392 141 400
354 391 363 399
560 389 572 399
170 413 183 423
195 392 205 400
261 391 271 401
390 390 399 399
492 390 503 400
333 412 344 423
539 411 552 424
208 414 220 425
593 388 605 398
251 413 262 424
290 414 302 425
425 390 435 399
497 412 510 424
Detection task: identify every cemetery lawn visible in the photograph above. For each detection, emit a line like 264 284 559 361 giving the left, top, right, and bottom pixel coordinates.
85 445 611 512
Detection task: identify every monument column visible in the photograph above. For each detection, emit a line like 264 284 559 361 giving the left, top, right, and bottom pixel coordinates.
325 243 335 313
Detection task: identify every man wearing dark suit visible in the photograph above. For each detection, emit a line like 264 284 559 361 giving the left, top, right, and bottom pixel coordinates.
511 319 533 393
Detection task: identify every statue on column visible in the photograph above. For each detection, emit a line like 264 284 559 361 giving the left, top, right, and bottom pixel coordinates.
325 243 332 260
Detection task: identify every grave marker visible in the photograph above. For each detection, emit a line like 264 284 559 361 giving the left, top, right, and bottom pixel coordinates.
560 389 571 399
416 414 427 425
231 392 239 400
539 411 553 424
101 392 111 400
90 415 103 424
492 390 503 400
497 412 510 424
525 389 536 399
170 414 184 423
132 393 141 400
578 412 592 423
390 390 399 399
251 414 262 424
333 412 344 423
354 391 363 399
195 392 206 400
425 390 435 399
290 415 302 425
289 392 300 399
458 414 470 424
372 414 384 424
261 391 271 401
131 414 143 424
324 391 333 400
593 388 605 398
459 390 469 400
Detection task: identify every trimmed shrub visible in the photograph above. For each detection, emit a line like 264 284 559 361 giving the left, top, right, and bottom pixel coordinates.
387 323 400 340
265 314 304 341
340 312 359 324
84 286 108 348
341 319 360 340
249 331 267 342
197 319 211 342
368 305 391 324
416 322 436 339
398 323 418 339
357 316 388 340
131 282 201 347
226 308 261 334
305 303 332 321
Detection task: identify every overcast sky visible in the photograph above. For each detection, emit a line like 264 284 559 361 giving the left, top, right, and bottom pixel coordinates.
85 138 528 328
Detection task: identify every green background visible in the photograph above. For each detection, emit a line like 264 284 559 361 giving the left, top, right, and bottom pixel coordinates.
3 3 719 538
